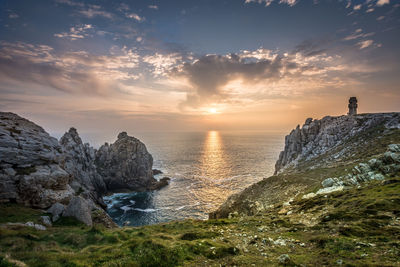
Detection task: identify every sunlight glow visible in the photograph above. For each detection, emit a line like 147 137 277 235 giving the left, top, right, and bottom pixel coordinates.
208 108 218 114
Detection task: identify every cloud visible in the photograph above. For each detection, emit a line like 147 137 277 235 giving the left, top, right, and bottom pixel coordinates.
246 0 393 9
376 0 390 6
357 39 381 49
143 53 183 77
148 5 158 10
343 28 375 41
55 1 113 19
78 7 113 19
54 24 93 41
244 0 297 6
54 0 84 7
0 42 140 95
126 13 144 22
172 51 307 108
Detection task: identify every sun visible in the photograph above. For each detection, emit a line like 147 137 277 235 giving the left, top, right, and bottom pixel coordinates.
208 108 218 114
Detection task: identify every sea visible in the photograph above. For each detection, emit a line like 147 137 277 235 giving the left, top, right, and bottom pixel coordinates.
103 131 284 226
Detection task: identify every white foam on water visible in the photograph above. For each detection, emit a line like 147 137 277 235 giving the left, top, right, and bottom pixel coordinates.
133 208 157 213
120 206 133 213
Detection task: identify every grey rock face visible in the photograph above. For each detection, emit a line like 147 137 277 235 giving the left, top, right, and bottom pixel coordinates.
95 132 156 192
0 112 164 227
275 113 400 174
63 196 92 226
320 144 400 189
0 112 74 208
47 202 65 222
60 128 107 207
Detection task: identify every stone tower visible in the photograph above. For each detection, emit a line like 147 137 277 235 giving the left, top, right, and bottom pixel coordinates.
348 97 358 116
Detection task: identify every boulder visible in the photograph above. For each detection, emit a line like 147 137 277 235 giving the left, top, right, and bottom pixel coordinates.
63 196 92 226
41 216 52 226
321 178 335 188
47 202 65 222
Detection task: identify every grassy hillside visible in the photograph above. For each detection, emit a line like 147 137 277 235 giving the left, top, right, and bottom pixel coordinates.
210 126 400 219
0 177 399 266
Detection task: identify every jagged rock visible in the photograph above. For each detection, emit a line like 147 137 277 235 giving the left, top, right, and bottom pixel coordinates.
95 132 157 192
1 112 167 224
47 202 65 222
275 113 400 174
0 112 74 208
63 196 92 226
60 128 107 208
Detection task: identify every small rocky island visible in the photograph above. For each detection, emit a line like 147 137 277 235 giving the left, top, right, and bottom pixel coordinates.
0 112 168 226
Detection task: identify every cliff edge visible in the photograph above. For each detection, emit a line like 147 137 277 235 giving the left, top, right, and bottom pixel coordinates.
210 112 400 219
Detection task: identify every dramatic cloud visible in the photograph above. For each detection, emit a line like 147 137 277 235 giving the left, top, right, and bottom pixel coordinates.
171 48 345 108
0 42 140 95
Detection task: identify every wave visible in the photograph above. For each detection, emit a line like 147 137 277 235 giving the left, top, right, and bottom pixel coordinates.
133 208 157 213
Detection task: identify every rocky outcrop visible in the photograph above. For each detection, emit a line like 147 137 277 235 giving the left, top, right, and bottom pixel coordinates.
319 144 400 189
60 127 107 208
95 132 157 192
0 112 167 226
275 113 400 174
0 112 74 208
211 112 400 219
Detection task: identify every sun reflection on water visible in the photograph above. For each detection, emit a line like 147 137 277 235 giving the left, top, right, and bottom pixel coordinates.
188 131 234 211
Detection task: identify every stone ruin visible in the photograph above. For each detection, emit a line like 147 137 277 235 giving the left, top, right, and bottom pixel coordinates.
348 97 358 116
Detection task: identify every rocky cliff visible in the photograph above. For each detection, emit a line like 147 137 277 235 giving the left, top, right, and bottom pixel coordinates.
0 112 74 208
60 127 107 208
210 112 400 219
0 112 166 225
275 113 400 174
95 132 157 192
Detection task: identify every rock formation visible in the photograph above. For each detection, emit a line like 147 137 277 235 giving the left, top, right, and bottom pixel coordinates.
0 112 168 226
0 112 74 208
95 132 157 192
210 112 400 219
274 113 400 174
60 127 107 208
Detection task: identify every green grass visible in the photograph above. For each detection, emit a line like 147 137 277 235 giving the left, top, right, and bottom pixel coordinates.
0 178 399 266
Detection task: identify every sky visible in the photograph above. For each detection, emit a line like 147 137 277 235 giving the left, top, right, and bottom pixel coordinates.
0 0 399 144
